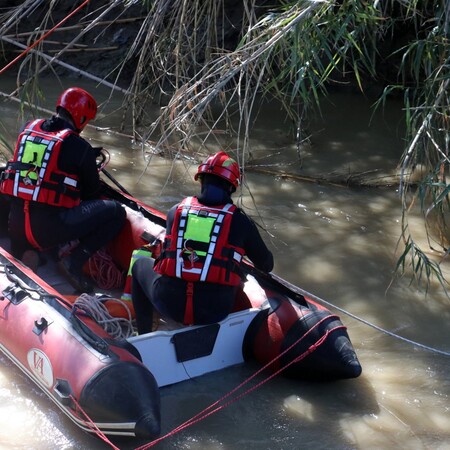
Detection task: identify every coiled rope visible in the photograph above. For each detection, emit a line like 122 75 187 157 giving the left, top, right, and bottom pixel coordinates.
73 294 134 339
87 249 125 290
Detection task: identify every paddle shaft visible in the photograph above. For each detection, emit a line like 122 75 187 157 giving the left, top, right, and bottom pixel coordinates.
243 264 309 307
101 168 132 197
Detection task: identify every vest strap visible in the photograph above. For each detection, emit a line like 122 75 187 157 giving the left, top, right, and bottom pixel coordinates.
183 281 194 325
6 161 36 172
23 200 42 250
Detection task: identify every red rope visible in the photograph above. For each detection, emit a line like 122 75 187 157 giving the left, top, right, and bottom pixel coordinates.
136 316 345 449
23 200 42 250
69 394 120 450
55 315 343 449
88 249 125 290
0 0 92 75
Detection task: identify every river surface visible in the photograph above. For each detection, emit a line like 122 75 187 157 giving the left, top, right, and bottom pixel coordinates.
0 77 449 450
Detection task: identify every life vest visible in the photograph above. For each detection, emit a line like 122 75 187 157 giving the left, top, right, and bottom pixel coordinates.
0 119 81 208
121 245 154 302
154 196 245 286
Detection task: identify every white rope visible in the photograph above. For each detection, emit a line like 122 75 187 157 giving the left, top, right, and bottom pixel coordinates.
73 277 450 357
287 281 450 357
73 294 134 339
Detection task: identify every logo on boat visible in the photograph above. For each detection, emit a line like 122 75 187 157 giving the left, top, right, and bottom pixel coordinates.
27 348 54 388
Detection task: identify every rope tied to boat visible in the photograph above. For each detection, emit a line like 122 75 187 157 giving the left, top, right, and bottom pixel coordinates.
73 294 134 339
261 269 450 358
69 394 120 450
60 302 344 449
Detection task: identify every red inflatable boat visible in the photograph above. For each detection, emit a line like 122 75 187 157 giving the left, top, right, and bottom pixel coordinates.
0 176 361 440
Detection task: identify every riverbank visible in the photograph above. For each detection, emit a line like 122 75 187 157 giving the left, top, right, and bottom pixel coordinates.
0 1 148 86
0 0 260 88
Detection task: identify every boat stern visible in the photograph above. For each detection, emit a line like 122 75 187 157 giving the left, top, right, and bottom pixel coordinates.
78 361 161 439
244 301 362 381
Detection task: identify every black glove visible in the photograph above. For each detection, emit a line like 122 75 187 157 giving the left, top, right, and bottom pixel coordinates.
92 147 103 157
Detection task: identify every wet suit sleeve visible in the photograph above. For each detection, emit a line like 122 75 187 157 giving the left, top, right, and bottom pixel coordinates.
59 135 101 200
231 210 274 273
165 204 178 232
77 143 101 200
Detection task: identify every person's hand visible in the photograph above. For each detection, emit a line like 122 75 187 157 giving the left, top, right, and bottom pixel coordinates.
95 148 109 171
92 146 103 157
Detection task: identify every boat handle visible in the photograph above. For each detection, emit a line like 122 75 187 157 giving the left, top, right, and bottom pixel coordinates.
54 379 75 408
33 317 49 335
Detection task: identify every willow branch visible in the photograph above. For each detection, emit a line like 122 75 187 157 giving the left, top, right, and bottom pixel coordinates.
8 0 128 98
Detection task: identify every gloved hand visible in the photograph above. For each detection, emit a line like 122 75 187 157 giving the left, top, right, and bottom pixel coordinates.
92 147 103 157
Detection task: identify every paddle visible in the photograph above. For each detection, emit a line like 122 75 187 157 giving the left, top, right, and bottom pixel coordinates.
101 167 132 197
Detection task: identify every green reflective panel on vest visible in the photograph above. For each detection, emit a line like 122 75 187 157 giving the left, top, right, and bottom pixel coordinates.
184 214 215 256
21 141 47 181
127 247 153 275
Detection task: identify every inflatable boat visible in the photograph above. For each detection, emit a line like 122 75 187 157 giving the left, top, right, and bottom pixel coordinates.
0 172 362 440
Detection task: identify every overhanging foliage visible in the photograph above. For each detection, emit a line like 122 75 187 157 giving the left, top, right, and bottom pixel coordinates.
0 0 449 293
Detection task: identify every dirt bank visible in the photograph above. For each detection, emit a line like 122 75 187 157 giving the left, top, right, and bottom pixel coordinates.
0 0 268 88
1 1 148 86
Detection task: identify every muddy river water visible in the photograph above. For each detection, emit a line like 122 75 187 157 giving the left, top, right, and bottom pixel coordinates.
0 77 449 450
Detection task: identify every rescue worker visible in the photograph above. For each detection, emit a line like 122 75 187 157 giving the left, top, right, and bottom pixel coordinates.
131 151 274 334
0 87 126 292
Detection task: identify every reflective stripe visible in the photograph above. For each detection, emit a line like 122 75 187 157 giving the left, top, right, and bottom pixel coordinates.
63 177 78 187
176 197 193 278
23 119 42 132
18 187 35 195
181 267 202 274
23 122 67 142
200 253 213 281
199 205 232 281
1 120 81 207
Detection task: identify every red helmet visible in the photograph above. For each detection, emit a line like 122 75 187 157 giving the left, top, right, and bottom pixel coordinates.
194 151 241 188
56 87 97 130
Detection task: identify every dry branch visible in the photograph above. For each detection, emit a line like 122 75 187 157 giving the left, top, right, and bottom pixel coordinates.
0 36 129 95
1 17 146 39
246 166 401 188
5 0 129 98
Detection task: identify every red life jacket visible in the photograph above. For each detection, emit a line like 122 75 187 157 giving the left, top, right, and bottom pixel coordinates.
154 196 245 286
0 119 81 208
